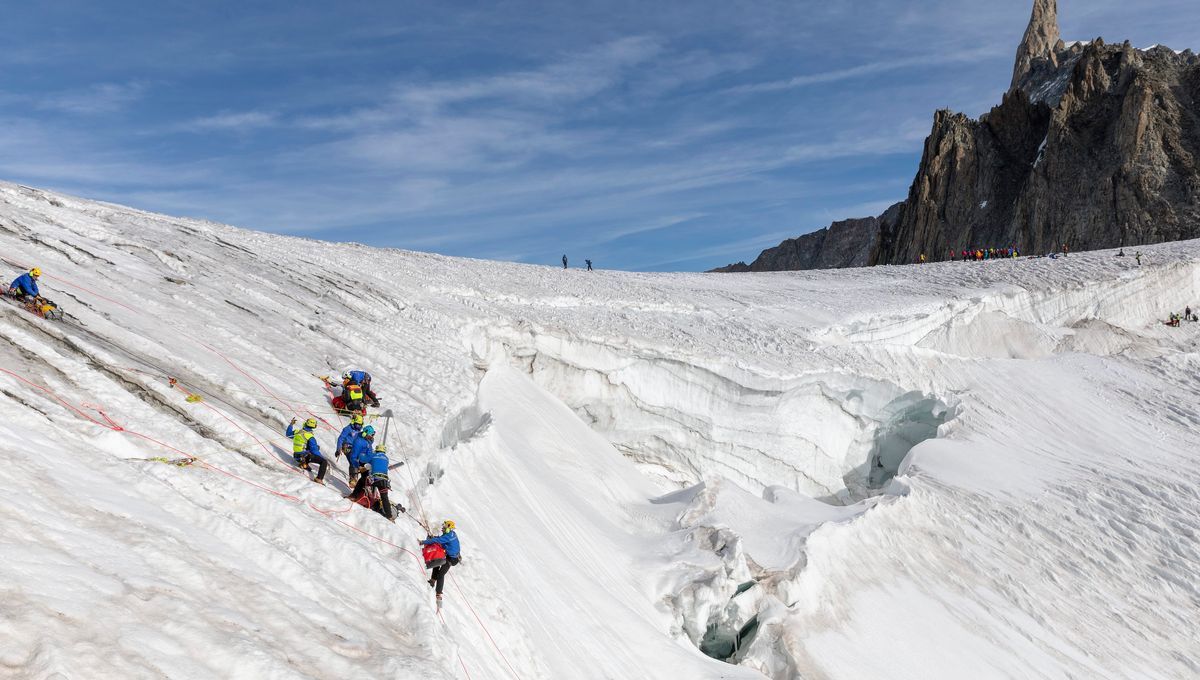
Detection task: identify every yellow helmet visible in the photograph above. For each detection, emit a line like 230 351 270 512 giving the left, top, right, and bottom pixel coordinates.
304 418 317 429
350 413 364 425
374 444 387 453
442 519 456 533
30 267 41 277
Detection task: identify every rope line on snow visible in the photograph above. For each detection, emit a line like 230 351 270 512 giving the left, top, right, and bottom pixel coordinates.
2 262 517 679
0 366 510 680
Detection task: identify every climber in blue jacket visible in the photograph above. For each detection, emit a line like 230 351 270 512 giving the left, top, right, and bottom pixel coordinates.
336 413 364 458
8 267 41 300
286 417 328 485
346 425 376 487
347 438 403 520
421 520 461 599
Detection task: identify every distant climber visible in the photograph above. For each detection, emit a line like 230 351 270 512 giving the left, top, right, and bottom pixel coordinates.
1062 243 1070 257
1186 306 1194 322
287 417 328 484
919 253 927 264
586 259 593 271
1117 249 1126 257
562 254 568 269
422 520 461 602
348 442 403 521
1136 251 1142 265
8 267 41 300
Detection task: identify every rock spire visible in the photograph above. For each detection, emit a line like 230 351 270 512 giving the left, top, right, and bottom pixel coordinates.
1011 0 1065 89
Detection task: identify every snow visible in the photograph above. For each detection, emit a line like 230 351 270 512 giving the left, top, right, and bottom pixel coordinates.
2 180 1200 679
1033 134 1049 167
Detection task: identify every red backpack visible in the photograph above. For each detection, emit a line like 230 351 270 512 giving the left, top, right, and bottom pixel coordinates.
423 542 447 568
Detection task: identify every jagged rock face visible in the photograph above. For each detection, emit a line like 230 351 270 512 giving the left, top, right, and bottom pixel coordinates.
876 41 1200 264
717 0 1200 273
711 203 901 272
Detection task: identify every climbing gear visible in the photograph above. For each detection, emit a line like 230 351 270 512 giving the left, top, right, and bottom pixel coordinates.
341 371 352 382
347 383 364 402
304 417 317 429
30 267 41 277
442 519 455 533
350 413 363 425
423 542 447 569
148 456 196 467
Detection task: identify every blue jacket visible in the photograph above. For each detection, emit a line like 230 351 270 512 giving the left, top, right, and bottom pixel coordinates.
422 530 460 558
285 423 322 459
10 273 39 297
336 423 362 453
348 370 371 386
348 435 375 469
368 450 390 476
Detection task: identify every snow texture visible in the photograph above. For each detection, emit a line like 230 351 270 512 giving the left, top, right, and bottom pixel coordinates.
2 181 1199 679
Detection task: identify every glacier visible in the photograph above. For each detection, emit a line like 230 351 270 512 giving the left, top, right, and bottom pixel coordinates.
1 181 1198 679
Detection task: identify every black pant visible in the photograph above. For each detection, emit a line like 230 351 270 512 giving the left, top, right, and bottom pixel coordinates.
297 453 329 481
430 556 460 595
350 473 394 520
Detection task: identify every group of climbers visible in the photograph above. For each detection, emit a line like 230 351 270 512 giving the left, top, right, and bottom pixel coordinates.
288 370 402 523
948 246 1022 262
5 264 461 606
1165 307 1196 327
284 368 463 603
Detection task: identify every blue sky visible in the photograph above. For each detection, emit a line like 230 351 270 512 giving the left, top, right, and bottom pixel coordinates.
2 1 1197 271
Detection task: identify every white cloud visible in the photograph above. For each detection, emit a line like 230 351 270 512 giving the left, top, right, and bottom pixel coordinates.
181 110 278 132
36 82 147 114
729 45 1006 94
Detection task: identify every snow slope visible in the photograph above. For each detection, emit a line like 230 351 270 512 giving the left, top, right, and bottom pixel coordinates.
1 181 1198 679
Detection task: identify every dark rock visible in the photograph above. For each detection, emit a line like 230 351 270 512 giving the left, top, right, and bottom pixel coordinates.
717 0 1200 271
710 203 901 272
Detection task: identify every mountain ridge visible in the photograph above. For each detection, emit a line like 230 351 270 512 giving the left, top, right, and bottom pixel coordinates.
715 0 1200 272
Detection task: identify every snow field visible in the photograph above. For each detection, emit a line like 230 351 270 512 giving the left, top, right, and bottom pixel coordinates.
2 181 1200 678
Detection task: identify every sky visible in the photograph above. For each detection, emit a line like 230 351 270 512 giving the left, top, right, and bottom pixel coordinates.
2 1 1198 271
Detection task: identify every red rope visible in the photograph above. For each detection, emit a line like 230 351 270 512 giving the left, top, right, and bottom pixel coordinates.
439 609 477 680
450 572 524 680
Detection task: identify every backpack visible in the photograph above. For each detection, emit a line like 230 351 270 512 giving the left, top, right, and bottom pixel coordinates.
423 542 447 569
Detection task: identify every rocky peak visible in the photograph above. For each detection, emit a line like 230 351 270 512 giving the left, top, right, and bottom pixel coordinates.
1012 0 1066 90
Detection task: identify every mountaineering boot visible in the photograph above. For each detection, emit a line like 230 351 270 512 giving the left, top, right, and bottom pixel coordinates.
428 577 436 588
313 478 326 486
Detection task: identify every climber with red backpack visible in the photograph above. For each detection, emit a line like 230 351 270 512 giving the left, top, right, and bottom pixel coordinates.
421 520 461 602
